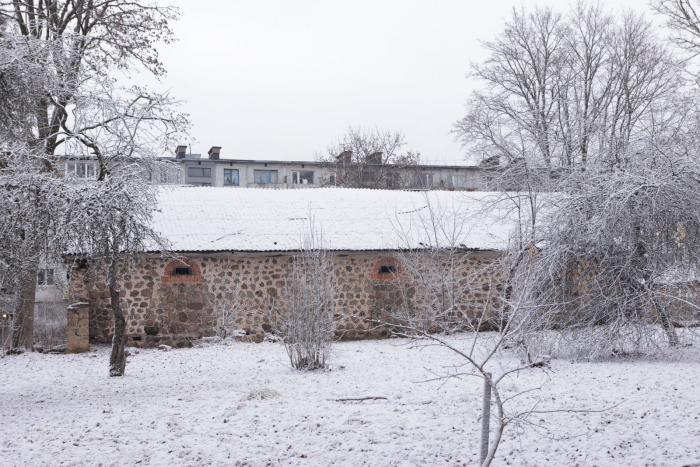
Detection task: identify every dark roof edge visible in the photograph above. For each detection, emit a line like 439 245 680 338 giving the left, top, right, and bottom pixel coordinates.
135 247 501 255
159 157 482 170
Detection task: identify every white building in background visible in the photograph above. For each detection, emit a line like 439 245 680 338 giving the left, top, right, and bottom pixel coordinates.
35 264 68 306
60 146 489 191
166 145 488 190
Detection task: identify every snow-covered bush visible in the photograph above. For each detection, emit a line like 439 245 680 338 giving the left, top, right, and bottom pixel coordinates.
269 219 337 370
508 152 700 360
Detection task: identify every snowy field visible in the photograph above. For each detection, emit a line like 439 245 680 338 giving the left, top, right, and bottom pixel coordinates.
1 336 699 467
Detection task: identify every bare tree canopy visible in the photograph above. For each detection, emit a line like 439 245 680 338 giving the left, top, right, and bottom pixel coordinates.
0 0 179 155
652 0 700 55
454 2 700 360
316 127 421 189
454 2 686 169
0 0 189 373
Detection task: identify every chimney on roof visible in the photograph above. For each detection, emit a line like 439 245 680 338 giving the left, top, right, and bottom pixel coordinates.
175 145 187 159
208 146 222 160
336 150 352 164
368 151 383 165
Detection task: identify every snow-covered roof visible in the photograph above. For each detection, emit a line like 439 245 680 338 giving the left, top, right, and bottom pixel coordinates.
151 187 516 253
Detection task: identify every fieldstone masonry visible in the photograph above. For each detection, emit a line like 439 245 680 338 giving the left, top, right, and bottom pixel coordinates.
70 251 502 348
66 302 90 353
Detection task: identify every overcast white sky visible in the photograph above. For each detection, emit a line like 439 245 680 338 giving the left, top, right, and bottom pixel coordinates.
140 0 652 163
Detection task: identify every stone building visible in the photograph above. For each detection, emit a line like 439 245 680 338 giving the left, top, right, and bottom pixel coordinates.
70 187 511 348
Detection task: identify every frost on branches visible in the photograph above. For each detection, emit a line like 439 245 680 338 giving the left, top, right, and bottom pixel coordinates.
268 218 338 370
0 3 190 377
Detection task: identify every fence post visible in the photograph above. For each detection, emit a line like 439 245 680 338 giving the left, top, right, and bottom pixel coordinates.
479 372 492 466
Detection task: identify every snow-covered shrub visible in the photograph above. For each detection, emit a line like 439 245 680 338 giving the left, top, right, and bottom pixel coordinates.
269 218 337 370
507 153 700 360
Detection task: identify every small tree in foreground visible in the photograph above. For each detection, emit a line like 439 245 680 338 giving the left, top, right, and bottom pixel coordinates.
381 194 577 467
270 219 337 370
60 77 186 376
66 175 168 376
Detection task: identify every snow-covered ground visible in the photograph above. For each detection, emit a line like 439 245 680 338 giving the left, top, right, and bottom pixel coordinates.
1 336 699 467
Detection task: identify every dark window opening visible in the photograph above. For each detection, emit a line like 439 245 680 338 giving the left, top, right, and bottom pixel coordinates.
188 167 211 178
173 266 193 276
37 268 55 286
379 264 397 274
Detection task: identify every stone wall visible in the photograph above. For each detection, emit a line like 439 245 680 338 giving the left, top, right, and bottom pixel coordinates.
70 251 502 348
66 302 89 353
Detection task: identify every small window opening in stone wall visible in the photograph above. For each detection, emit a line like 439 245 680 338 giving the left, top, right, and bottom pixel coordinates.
173 266 192 276
162 259 203 283
371 257 402 280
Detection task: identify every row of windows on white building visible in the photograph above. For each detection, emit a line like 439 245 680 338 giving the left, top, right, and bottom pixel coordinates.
64 162 315 186
65 162 480 189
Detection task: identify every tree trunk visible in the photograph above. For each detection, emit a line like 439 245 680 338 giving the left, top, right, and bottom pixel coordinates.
108 266 127 377
647 286 679 347
10 265 37 352
634 222 679 347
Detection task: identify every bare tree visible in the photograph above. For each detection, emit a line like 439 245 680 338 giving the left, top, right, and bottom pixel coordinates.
380 193 577 467
454 6 567 169
0 0 181 351
454 3 685 171
451 1 700 361
652 0 700 56
269 218 337 370
58 77 186 376
65 175 168 376
316 126 421 189
0 0 179 156
508 144 700 360
0 146 67 352
0 18 66 351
